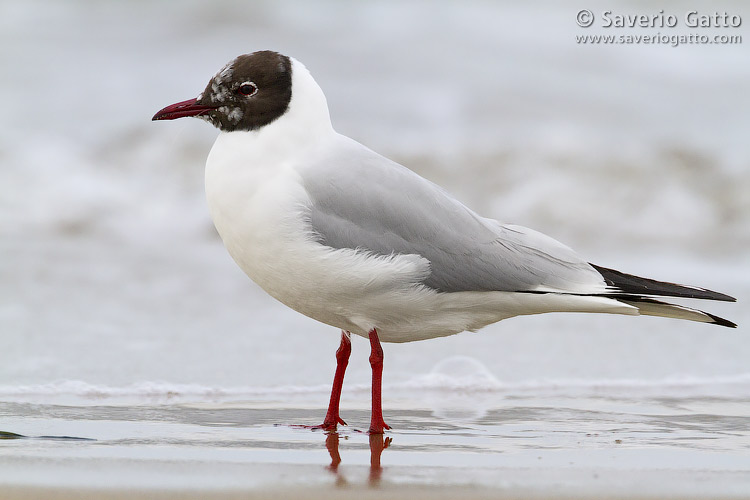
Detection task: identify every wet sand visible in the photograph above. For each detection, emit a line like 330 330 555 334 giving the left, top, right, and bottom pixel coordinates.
2 485 744 500
1 396 749 499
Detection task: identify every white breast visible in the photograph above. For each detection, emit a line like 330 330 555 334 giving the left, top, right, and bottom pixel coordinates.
204 130 436 338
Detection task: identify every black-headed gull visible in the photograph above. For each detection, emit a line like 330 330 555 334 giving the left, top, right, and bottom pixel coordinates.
153 50 736 433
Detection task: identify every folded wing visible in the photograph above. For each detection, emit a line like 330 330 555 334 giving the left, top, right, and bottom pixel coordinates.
301 137 607 295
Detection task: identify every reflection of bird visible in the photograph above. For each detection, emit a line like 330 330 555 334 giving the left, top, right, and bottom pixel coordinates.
323 431 390 486
153 50 736 433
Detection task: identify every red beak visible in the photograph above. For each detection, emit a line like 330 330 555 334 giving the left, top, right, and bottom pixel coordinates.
152 98 216 121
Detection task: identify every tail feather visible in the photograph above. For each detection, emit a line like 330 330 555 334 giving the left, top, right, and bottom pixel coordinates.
617 297 737 328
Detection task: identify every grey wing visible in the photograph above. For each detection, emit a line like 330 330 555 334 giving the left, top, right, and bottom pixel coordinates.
301 138 606 294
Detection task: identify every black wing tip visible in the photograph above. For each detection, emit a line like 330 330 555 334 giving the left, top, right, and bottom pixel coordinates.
590 263 737 302
706 312 737 329
616 295 737 329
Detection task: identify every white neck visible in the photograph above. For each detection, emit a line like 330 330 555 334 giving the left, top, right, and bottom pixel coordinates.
283 57 333 135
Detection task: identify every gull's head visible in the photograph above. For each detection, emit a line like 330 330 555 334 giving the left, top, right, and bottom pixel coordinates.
153 50 299 132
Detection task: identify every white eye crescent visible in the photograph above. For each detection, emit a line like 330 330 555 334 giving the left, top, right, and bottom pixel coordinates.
237 81 258 96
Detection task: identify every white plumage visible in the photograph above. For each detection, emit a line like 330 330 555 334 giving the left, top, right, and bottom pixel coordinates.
203 58 644 343
153 50 735 432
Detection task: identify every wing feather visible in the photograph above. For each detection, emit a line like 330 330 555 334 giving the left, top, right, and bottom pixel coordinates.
300 136 606 294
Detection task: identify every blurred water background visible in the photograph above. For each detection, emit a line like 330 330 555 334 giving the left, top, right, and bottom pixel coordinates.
1 0 748 413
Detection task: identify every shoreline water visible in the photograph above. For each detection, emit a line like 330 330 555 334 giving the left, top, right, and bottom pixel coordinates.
2 394 749 498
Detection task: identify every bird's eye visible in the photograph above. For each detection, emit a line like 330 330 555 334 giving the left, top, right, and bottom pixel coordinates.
237 82 258 96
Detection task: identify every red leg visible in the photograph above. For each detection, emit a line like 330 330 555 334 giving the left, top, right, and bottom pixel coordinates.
292 331 350 431
318 331 351 430
368 329 391 434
